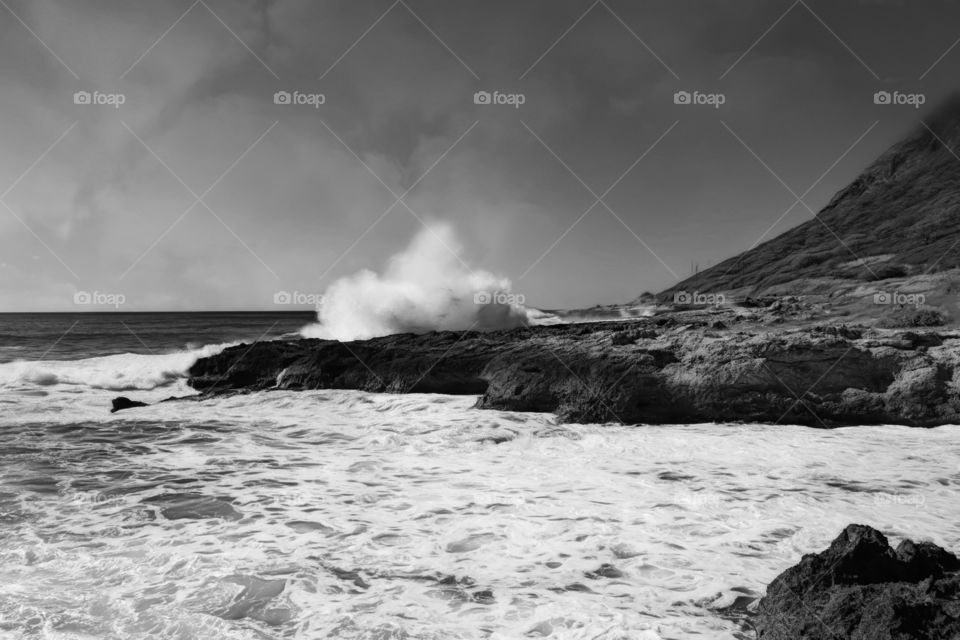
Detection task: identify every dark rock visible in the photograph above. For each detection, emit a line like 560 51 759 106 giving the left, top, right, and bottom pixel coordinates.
611 327 659 345
896 539 960 581
110 396 148 413
435 574 475 586
812 324 864 340
186 319 960 427
898 331 944 348
756 524 960 639
471 589 495 604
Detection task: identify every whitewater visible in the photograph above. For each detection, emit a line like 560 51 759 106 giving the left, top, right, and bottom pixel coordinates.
2 329 959 639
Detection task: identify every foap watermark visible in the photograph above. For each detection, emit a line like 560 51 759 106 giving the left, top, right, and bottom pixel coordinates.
474 90 526 109
65 490 129 508
74 290 126 309
873 492 926 507
273 290 325 309
675 490 724 511
873 290 925 307
474 291 526 305
270 490 313 508
73 90 126 109
673 290 725 305
674 90 726 109
274 90 326 108
873 90 925 109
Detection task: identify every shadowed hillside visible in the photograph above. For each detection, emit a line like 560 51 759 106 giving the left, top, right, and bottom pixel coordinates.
664 95 960 296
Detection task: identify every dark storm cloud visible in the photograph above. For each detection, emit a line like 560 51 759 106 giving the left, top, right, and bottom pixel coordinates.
1 0 959 310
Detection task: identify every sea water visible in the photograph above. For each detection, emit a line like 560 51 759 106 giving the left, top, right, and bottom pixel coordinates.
1 313 957 639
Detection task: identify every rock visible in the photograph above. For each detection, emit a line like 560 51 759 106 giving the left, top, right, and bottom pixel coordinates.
756 524 960 639
611 327 658 345
471 589 495 604
186 319 960 427
898 331 944 348
110 396 148 413
812 324 864 340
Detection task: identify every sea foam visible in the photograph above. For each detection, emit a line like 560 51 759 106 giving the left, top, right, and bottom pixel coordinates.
301 223 529 341
0 342 233 392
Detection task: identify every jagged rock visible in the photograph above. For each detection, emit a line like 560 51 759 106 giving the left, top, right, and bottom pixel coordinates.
187 319 960 427
756 524 960 639
110 396 148 413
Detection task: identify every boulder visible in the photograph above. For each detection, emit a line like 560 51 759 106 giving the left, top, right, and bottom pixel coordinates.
756 524 960 639
110 396 148 413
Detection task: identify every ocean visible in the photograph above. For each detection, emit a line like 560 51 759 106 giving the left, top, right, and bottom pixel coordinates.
0 312 958 639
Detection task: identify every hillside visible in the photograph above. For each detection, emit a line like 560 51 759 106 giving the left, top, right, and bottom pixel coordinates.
664 96 960 297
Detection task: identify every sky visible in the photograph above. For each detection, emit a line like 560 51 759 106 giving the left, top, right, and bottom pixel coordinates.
1 0 960 311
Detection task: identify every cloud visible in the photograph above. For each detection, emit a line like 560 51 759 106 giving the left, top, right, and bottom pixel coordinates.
1 0 957 311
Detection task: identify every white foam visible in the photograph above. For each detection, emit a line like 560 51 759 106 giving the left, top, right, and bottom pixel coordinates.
2 389 959 639
301 223 529 341
0 342 233 392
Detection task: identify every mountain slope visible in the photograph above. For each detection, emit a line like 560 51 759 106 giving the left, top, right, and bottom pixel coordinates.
664 96 960 296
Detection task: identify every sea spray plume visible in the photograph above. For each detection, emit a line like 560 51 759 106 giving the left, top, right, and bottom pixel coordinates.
301 224 529 341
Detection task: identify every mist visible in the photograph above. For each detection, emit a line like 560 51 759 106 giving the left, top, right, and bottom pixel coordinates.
301 223 529 341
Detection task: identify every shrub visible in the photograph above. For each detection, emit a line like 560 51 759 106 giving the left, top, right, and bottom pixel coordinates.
788 253 824 270
867 263 909 281
878 308 946 328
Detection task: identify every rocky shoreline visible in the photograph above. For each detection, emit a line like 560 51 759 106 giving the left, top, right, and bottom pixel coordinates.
185 305 960 427
754 524 960 639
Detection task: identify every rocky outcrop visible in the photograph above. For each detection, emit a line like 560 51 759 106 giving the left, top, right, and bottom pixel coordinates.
756 524 960 639
110 396 148 413
187 311 960 427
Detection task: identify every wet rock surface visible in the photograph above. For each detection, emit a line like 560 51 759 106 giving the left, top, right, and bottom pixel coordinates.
187 312 960 427
756 524 960 640
110 396 148 413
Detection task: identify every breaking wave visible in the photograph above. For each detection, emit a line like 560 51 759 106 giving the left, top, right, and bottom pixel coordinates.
301 224 529 341
0 342 233 392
